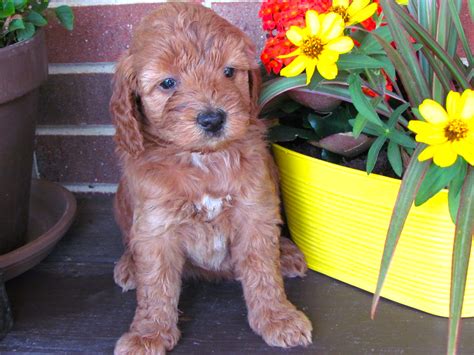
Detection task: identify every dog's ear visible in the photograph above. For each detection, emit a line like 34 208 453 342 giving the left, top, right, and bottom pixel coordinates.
244 42 262 117
248 67 262 117
110 51 145 157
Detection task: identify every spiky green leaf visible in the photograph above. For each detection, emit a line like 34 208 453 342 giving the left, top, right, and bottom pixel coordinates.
371 145 430 318
448 167 474 355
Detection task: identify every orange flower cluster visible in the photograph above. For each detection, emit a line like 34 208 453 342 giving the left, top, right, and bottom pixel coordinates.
259 0 332 74
259 0 385 75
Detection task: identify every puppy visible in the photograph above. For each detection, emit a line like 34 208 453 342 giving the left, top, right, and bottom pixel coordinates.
110 3 312 354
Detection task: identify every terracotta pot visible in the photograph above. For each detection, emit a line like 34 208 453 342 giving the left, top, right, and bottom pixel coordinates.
0 31 48 255
272 143 474 317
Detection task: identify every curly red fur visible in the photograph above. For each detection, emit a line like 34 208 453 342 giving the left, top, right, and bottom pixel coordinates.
110 4 311 354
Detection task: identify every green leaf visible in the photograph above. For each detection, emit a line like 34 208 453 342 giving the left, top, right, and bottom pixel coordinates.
31 0 49 12
307 105 353 139
415 159 463 206
372 54 396 81
267 125 317 142
55 5 74 30
259 75 306 110
337 54 386 70
448 160 468 223
387 103 410 128
447 0 473 68
0 0 15 18
16 21 35 42
393 3 470 91
352 113 368 138
387 141 403 177
369 30 424 107
378 0 431 101
371 145 431 319
13 0 27 10
387 129 416 149
359 25 393 53
8 18 25 32
448 166 474 355
366 136 386 174
348 74 384 127
27 10 47 27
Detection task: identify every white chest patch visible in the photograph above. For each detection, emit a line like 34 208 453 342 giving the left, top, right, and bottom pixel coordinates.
191 152 209 172
194 194 232 221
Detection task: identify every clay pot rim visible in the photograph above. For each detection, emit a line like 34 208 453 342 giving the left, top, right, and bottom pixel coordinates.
0 29 44 57
0 180 77 281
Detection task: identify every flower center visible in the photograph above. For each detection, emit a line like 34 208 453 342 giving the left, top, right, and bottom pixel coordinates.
301 36 323 59
444 119 469 142
330 6 350 23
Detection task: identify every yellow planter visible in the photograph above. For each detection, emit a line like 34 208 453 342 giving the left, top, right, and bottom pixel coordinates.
273 144 474 318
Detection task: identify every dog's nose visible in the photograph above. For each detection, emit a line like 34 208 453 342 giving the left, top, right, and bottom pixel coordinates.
197 110 226 133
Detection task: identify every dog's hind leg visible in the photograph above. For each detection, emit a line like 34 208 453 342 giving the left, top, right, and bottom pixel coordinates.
279 238 307 278
114 249 136 291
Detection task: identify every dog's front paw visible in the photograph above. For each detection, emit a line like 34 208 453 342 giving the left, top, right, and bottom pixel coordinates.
114 253 136 291
279 238 308 278
251 304 312 348
114 328 180 355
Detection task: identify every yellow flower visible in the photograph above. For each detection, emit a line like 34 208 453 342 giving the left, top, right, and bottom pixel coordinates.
396 0 409 5
408 89 474 167
329 0 378 26
279 10 354 83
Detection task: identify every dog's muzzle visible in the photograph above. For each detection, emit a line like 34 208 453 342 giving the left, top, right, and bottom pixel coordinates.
196 109 226 135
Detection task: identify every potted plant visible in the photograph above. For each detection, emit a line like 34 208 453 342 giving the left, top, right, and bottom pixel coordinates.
0 0 73 254
258 0 473 353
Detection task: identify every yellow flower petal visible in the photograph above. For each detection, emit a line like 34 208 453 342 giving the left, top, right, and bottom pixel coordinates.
415 131 448 145
333 0 350 7
286 26 306 46
418 145 437 161
452 139 474 166
278 48 301 59
280 55 309 78
419 99 449 124
325 36 354 54
319 13 345 43
396 0 409 5
317 60 338 80
347 3 378 25
347 0 371 16
408 120 447 145
305 61 316 85
306 10 320 36
319 49 339 64
460 89 474 120
433 142 458 167
407 120 431 134
446 91 461 119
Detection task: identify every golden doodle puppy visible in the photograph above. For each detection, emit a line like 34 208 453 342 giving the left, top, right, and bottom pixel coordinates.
110 3 312 354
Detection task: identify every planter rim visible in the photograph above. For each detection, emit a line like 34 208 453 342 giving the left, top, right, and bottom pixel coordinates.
0 29 43 56
273 143 448 193
0 29 48 104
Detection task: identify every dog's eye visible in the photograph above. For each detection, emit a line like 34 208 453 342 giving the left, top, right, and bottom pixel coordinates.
224 67 235 78
159 78 177 90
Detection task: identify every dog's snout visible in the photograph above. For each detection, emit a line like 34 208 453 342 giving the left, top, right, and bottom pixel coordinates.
197 109 226 134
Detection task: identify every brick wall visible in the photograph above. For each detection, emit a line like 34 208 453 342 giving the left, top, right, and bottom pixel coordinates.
36 0 472 193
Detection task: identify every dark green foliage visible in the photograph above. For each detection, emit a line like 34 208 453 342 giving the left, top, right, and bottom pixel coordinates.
0 0 73 48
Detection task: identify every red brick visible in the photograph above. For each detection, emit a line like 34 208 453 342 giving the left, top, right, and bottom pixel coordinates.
45 2 267 64
39 73 113 125
36 135 120 183
45 4 163 63
458 0 473 57
212 2 266 55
